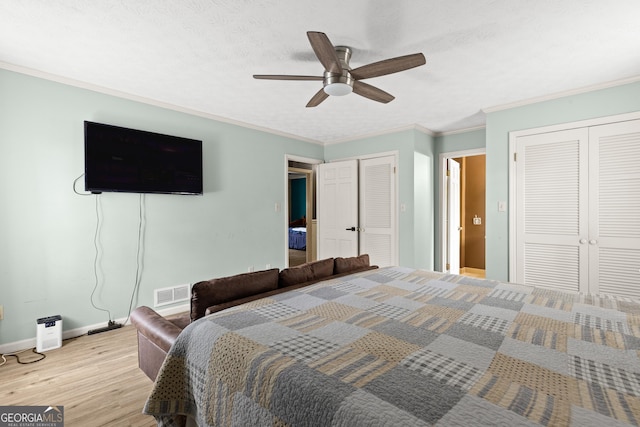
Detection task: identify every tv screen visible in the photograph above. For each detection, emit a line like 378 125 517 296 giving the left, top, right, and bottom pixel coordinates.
84 121 203 195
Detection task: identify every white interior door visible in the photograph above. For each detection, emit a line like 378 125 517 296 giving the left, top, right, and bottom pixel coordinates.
588 119 640 296
317 160 358 259
511 114 640 297
447 159 461 274
515 128 590 293
359 156 396 267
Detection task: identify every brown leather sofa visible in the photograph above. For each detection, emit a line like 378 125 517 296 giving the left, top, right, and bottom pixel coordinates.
131 255 377 381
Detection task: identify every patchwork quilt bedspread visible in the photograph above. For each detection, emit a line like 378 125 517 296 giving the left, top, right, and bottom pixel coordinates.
144 267 640 426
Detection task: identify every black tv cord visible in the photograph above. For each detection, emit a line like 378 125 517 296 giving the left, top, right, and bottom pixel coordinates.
0 348 46 366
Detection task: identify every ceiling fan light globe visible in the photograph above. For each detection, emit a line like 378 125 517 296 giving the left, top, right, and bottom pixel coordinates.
324 82 353 96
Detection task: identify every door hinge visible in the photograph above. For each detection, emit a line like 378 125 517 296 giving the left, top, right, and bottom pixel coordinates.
514 152 517 162
446 263 450 270
446 170 450 177
393 166 397 174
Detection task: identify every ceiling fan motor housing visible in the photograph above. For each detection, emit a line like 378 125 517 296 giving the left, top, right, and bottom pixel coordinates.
323 46 354 96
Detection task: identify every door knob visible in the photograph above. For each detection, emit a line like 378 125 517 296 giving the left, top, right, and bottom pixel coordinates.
589 239 597 245
579 239 587 244
345 227 356 231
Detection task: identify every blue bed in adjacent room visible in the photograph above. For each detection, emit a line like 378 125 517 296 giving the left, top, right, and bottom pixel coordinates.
288 227 306 250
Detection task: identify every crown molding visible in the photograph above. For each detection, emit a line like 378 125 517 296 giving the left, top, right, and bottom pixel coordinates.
483 75 640 114
435 125 486 137
324 123 436 146
0 61 323 146
414 124 436 136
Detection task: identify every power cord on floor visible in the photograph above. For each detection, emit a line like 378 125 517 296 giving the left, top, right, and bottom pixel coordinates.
0 348 46 366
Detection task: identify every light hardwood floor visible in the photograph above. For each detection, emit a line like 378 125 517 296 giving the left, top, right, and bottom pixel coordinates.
459 267 486 279
0 325 156 426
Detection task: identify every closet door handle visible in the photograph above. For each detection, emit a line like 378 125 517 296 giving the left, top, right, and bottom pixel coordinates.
346 227 356 231
579 239 587 244
589 239 597 245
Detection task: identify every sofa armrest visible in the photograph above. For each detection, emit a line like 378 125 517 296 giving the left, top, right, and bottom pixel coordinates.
131 306 182 353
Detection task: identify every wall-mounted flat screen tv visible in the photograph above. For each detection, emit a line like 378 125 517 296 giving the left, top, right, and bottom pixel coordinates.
84 121 203 195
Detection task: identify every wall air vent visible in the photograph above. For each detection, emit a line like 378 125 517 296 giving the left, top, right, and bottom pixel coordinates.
154 284 191 307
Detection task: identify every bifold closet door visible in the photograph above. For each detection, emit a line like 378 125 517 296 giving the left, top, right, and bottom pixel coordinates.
359 156 396 268
516 119 640 297
588 120 640 297
515 128 590 293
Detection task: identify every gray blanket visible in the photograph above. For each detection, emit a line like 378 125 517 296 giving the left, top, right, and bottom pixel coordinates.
144 267 640 426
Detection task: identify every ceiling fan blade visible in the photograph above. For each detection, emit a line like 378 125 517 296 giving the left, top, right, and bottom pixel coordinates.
253 74 323 81
306 88 329 107
353 81 394 104
350 53 426 80
307 31 342 74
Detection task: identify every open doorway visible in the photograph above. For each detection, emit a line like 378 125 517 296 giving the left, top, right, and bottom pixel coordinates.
285 156 321 267
440 149 486 278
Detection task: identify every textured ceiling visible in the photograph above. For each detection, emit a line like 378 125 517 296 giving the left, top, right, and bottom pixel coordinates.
1 0 640 143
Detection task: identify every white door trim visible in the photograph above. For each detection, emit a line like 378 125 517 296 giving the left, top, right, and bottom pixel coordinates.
438 148 485 273
284 154 323 267
447 159 461 274
330 150 399 162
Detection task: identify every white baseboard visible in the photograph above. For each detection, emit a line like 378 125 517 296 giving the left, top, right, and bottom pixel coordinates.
0 303 189 355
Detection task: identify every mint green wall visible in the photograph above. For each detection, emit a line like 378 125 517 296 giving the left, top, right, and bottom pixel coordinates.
433 129 486 271
323 129 435 269
290 178 306 221
413 131 436 269
486 81 640 281
4 66 637 346
0 69 323 344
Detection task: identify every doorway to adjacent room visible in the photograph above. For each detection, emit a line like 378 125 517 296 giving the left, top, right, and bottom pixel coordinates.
285 155 321 267
440 149 486 278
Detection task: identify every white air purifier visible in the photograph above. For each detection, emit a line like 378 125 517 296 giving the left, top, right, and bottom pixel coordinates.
36 315 62 352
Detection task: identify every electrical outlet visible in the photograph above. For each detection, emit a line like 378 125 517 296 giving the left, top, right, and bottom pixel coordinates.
0 305 4 320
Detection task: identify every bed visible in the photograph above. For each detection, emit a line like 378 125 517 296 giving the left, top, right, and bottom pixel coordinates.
143 266 640 426
288 226 306 250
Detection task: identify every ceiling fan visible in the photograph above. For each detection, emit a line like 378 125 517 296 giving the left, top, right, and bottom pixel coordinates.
253 31 426 107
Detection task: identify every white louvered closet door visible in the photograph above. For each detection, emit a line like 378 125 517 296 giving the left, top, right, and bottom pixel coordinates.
359 156 397 268
516 128 590 293
516 119 640 297
589 120 640 297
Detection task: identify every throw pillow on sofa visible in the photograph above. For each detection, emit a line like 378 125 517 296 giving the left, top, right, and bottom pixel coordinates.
278 258 334 288
334 254 371 274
